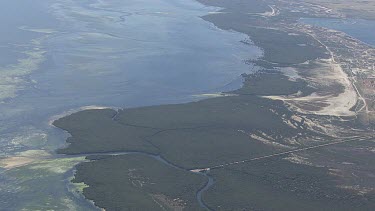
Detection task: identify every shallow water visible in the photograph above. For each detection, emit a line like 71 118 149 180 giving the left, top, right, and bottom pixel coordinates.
0 0 260 209
301 18 375 47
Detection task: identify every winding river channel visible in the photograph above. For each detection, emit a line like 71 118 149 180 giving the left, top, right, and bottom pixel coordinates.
63 151 215 210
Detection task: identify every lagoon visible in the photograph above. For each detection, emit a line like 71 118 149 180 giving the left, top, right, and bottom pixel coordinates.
301 18 375 46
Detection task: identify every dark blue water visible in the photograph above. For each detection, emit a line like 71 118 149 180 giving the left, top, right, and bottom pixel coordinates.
301 18 375 47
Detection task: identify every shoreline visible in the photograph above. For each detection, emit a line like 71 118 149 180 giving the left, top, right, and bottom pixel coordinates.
0 0 288 210
48 105 120 127
40 0 375 210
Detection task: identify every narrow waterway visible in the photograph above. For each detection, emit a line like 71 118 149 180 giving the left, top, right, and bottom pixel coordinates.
62 151 215 210
196 172 214 210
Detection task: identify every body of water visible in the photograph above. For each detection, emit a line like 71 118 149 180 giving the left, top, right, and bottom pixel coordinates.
301 18 375 46
0 0 260 209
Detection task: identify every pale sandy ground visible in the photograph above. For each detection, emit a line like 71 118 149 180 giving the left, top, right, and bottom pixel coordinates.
266 58 358 117
48 105 118 126
2 105 118 169
1 104 123 171
0 157 37 169
192 93 238 99
0 150 51 170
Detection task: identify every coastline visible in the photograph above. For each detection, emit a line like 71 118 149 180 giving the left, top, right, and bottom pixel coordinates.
50 0 375 210
0 0 263 210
